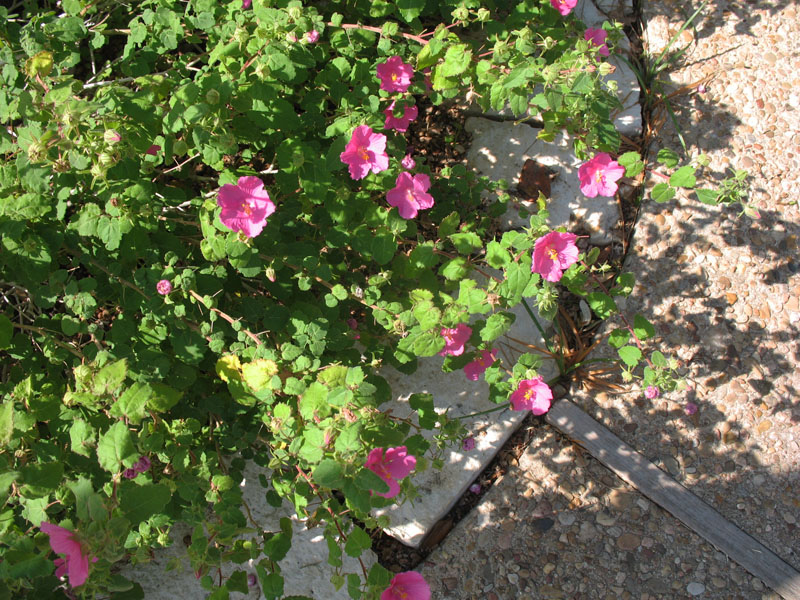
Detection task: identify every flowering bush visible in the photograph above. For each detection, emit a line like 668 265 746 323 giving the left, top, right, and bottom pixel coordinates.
0 0 726 598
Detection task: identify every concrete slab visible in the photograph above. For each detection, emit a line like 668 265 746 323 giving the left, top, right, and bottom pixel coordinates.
465 118 620 245
375 303 558 548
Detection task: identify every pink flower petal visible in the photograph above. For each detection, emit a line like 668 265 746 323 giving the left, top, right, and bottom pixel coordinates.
509 377 553 415
381 571 431 600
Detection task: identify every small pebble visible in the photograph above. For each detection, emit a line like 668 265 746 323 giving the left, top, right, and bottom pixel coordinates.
687 582 706 596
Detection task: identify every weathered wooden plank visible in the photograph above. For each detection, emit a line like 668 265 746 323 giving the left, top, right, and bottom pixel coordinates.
546 398 800 600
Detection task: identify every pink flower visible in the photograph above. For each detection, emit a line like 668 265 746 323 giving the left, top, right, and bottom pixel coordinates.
386 172 434 219
532 231 580 283
469 483 481 494
578 152 625 198
366 446 416 498
685 402 698 415
242 0 251 8
40 522 93 587
217 176 276 238
133 456 151 473
339 125 389 180
584 28 610 57
401 154 416 170
376 56 414 93
550 0 578 16
696 84 707 94
123 468 137 479
438 323 472 357
381 571 430 600
145 144 160 156
462 436 476 451
305 30 320 43
384 101 418 133
156 279 172 295
509 377 553 415
644 385 660 399
464 349 496 381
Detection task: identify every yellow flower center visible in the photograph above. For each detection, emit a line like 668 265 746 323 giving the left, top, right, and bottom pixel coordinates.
524 389 535 401
595 170 604 183
360 148 370 161
391 73 398 81
547 247 559 261
243 202 252 216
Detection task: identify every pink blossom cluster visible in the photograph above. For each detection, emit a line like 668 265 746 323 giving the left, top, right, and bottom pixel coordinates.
339 56 434 219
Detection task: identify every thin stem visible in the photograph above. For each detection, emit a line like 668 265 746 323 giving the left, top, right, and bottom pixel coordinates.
580 261 654 369
329 22 428 46
12 323 84 359
188 290 263 346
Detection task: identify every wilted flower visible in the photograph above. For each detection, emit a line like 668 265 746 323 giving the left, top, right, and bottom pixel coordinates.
401 154 416 170
386 172 434 219
469 483 481 494
376 56 414 93
462 436 476 451
438 323 472 357
217 176 276 238
532 231 580 283
340 125 389 180
366 446 416 498
509 377 553 415
381 571 430 600
123 468 137 479
685 402 698 415
144 144 160 156
305 30 320 43
578 153 625 198
133 456 151 473
644 385 660 399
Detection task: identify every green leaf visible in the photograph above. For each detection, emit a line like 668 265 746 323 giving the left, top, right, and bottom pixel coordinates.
396 0 425 22
618 345 642 368
111 382 151 425
439 44 472 77
0 401 13 446
409 393 437 428
485 241 511 268
651 351 668 368
263 518 292 562
586 292 617 319
93 359 128 395
97 421 137 472
669 165 696 188
242 359 279 392
256 566 284 600
439 257 470 280
695 188 719 205
437 212 460 239
20 462 63 498
607 328 630 349
344 525 372 557
480 312 515 342
617 151 644 178
656 148 679 168
610 272 635 296
67 477 98 521
355 468 389 495
0 314 12 349
148 383 183 412
651 182 676 203
449 232 482 254
312 459 343 488
69 419 96 457
633 314 655 340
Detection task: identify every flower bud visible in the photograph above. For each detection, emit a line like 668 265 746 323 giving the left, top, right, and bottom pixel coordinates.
98 152 116 167
205 89 220 105
598 62 614 76
104 129 122 144
27 140 47 162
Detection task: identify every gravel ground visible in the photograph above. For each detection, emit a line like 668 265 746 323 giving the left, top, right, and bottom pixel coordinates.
419 1 800 598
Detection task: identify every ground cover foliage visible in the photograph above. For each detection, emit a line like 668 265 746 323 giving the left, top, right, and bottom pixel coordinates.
0 0 724 598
